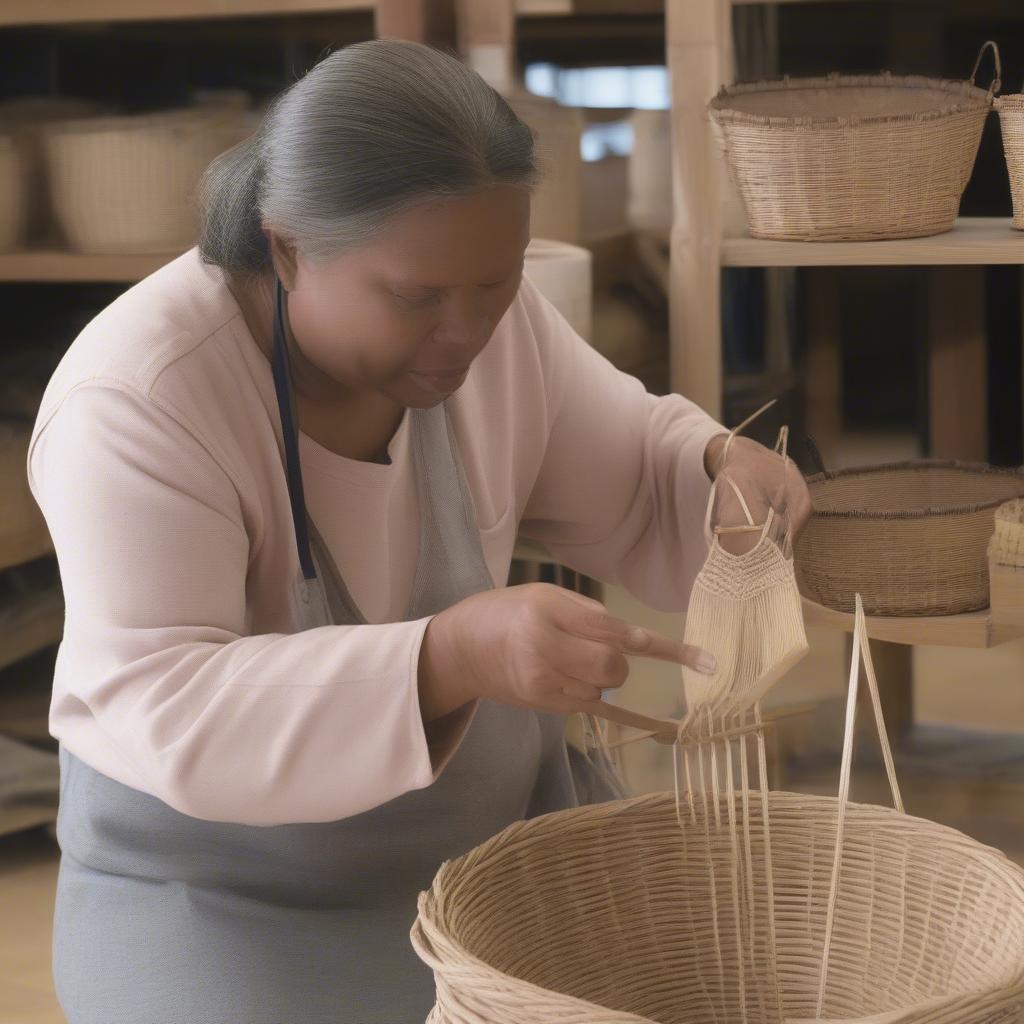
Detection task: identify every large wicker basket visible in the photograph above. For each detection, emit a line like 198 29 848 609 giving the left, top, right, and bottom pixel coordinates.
43 107 246 254
997 93 1024 229
707 41 1000 241
795 460 1024 616
412 600 1024 1024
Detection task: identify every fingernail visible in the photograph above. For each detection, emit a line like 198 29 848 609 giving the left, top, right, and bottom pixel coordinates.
696 651 717 675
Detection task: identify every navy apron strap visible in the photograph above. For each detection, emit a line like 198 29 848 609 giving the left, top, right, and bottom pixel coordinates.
271 276 317 582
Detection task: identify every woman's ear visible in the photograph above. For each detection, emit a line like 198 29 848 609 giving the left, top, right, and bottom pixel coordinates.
265 227 299 291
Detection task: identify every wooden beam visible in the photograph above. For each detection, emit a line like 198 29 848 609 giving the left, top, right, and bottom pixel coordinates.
455 0 515 90
375 0 454 45
666 0 732 419
928 267 988 461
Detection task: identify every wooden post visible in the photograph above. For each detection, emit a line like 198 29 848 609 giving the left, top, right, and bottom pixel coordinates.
666 0 732 419
454 0 515 91
375 0 455 47
927 267 988 461
802 267 843 466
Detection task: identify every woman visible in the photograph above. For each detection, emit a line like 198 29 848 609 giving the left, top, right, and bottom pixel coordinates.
28 40 809 1023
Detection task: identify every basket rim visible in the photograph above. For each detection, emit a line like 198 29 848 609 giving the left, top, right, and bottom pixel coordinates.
708 72 992 128
805 459 1024 520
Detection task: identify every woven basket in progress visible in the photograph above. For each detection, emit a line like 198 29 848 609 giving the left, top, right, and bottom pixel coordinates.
412 598 1024 1024
707 42 999 241
795 460 1024 616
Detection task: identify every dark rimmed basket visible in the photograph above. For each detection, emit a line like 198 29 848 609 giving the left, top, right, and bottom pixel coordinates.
707 41 1000 241
795 460 1024 616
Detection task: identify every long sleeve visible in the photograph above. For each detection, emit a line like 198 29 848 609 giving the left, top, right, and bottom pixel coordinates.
518 279 727 612
28 382 476 826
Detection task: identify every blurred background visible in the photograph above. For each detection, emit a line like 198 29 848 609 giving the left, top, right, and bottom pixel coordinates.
0 1 1022 1020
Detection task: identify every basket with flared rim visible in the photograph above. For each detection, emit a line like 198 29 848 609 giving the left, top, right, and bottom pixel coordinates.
707 41 1001 241
412 596 1024 1024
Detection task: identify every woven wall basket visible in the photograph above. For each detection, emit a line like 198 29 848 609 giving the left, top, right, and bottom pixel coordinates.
997 94 1024 229
707 41 1000 241
989 497 1024 568
412 600 1024 1024
43 107 246 254
795 460 1024 616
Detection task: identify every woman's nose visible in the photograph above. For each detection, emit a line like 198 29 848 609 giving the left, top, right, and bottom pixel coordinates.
432 295 491 346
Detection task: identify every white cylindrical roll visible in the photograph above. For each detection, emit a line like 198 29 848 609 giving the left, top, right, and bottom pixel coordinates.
628 108 671 233
524 238 592 342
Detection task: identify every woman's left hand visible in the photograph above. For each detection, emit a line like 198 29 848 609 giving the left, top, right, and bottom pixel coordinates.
703 433 812 554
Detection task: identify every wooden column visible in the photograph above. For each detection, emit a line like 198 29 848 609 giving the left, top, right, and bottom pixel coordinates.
802 267 843 467
928 267 988 461
454 0 515 91
666 0 732 419
375 0 455 47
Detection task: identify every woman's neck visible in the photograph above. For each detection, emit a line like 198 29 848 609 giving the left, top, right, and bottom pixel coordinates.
226 269 405 463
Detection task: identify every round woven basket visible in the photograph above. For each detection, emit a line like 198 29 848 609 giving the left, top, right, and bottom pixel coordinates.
707 42 1000 241
0 96 101 242
43 107 246 254
795 460 1024 616
412 789 1024 1024
989 497 1024 568
0 135 27 252
997 94 1024 229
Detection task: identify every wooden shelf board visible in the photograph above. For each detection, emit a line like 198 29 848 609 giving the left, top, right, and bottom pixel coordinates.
517 0 661 15
0 0 373 27
720 218 1024 268
0 249 178 282
802 596 1024 649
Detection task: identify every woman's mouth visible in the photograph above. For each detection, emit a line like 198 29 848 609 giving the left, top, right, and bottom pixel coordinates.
408 366 470 394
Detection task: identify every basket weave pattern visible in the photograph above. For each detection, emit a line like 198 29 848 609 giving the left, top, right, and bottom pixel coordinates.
708 68 995 241
43 109 245 254
413 790 1024 1024
795 461 1024 616
990 498 1024 568
998 95 1024 230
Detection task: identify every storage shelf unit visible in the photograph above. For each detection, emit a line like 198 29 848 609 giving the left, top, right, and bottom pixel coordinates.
802 598 1024 650
0 0 374 27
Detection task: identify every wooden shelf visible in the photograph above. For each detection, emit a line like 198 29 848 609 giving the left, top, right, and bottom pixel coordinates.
802 597 1024 650
517 0 660 14
0 249 178 282
0 0 373 27
721 218 1024 268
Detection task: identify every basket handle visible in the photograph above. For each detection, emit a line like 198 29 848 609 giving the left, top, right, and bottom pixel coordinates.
970 39 1002 97
815 594 904 1017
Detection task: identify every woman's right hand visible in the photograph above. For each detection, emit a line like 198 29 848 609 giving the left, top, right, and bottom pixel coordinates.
417 582 717 721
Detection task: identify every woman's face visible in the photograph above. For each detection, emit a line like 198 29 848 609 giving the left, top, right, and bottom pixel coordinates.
278 185 531 410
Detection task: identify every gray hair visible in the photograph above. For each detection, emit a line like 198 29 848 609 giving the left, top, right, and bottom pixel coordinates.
199 39 537 275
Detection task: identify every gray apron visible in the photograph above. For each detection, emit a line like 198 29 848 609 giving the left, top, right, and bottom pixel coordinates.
52 279 628 1023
